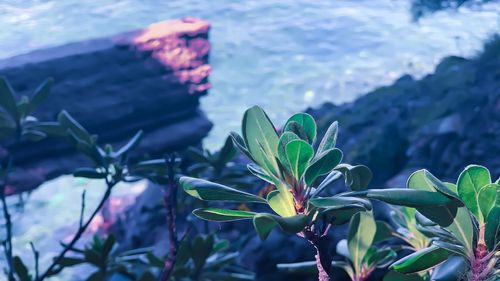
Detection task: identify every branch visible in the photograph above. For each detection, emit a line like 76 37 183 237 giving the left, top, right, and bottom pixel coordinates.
37 181 115 281
159 155 180 281
302 228 333 281
30 242 39 280
1 156 14 281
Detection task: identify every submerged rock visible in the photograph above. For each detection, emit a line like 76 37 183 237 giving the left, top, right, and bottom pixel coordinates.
0 18 213 193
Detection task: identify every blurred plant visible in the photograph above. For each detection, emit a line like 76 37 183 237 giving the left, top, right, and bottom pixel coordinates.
145 233 254 281
0 76 61 281
364 166 499 281
180 106 373 281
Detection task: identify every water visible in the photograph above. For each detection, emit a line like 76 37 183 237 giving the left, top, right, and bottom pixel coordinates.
0 1 499 148
0 1 499 279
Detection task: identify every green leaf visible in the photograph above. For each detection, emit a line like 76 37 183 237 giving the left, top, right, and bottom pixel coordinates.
192 208 256 221
365 248 397 268
252 213 309 240
304 148 342 186
247 163 274 184
102 235 116 255
485 205 500 251
57 257 87 267
276 261 317 274
431 256 468 281
309 196 371 210
335 164 372 191
366 189 452 207
477 183 498 221
27 77 53 114
13 256 30 281
192 235 213 271
267 190 296 217
317 121 338 156
432 240 467 257
284 113 316 144
383 271 425 281
0 77 20 121
324 204 368 225
180 176 266 203
58 110 92 143
216 135 237 165
242 106 279 175
457 165 491 223
22 130 47 141
331 261 354 280
374 221 396 243
390 245 450 274
284 121 310 143
230 131 253 161
73 167 107 179
285 139 313 180
277 131 299 171
113 130 143 157
348 212 376 274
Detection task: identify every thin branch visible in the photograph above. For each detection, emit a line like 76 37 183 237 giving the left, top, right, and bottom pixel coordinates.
37 181 115 281
159 154 180 281
79 190 86 229
1 156 14 281
30 242 40 280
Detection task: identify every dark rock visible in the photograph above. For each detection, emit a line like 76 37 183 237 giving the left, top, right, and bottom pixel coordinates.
0 18 213 193
309 35 500 186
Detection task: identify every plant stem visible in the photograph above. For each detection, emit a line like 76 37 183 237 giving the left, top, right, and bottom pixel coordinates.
1 183 14 281
159 155 179 281
302 230 332 281
37 181 115 281
1 155 14 281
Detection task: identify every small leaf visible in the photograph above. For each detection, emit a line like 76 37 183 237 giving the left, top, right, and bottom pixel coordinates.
193 208 256 221
0 77 20 121
216 135 237 165
57 257 87 267
383 271 425 281
180 176 266 203
113 130 143 157
230 131 253 160
27 77 53 114
13 256 30 281
276 261 317 274
73 167 106 179
317 121 338 156
58 110 92 143
252 213 309 240
283 113 316 144
309 196 371 210
457 165 491 223
335 164 372 191
285 139 313 180
304 148 342 186
247 163 274 184
22 130 47 141
348 212 376 274
485 204 500 251
432 240 467 257
267 190 296 217
284 121 310 143
390 245 450 274
431 256 468 281
477 183 498 221
192 235 213 271
366 189 452 207
277 131 299 171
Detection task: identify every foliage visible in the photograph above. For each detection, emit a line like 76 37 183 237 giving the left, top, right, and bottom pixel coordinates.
181 105 373 280
365 166 499 281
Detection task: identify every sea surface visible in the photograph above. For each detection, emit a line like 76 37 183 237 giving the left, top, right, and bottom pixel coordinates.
0 1 499 280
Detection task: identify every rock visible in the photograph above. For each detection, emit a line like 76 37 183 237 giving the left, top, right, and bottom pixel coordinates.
309 35 500 186
0 18 213 193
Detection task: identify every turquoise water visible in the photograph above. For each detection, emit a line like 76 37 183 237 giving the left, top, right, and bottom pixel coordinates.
0 1 499 279
0 1 499 148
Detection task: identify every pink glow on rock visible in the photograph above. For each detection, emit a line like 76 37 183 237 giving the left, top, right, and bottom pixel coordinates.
114 17 211 95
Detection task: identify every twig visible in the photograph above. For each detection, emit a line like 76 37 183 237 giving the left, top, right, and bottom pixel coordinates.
159 154 180 281
1 156 14 281
302 228 333 281
37 181 115 281
30 242 40 280
79 190 86 229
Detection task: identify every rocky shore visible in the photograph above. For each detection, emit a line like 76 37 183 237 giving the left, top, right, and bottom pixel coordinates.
0 18 212 193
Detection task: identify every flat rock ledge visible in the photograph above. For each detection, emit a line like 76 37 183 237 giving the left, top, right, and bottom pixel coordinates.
0 18 213 193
